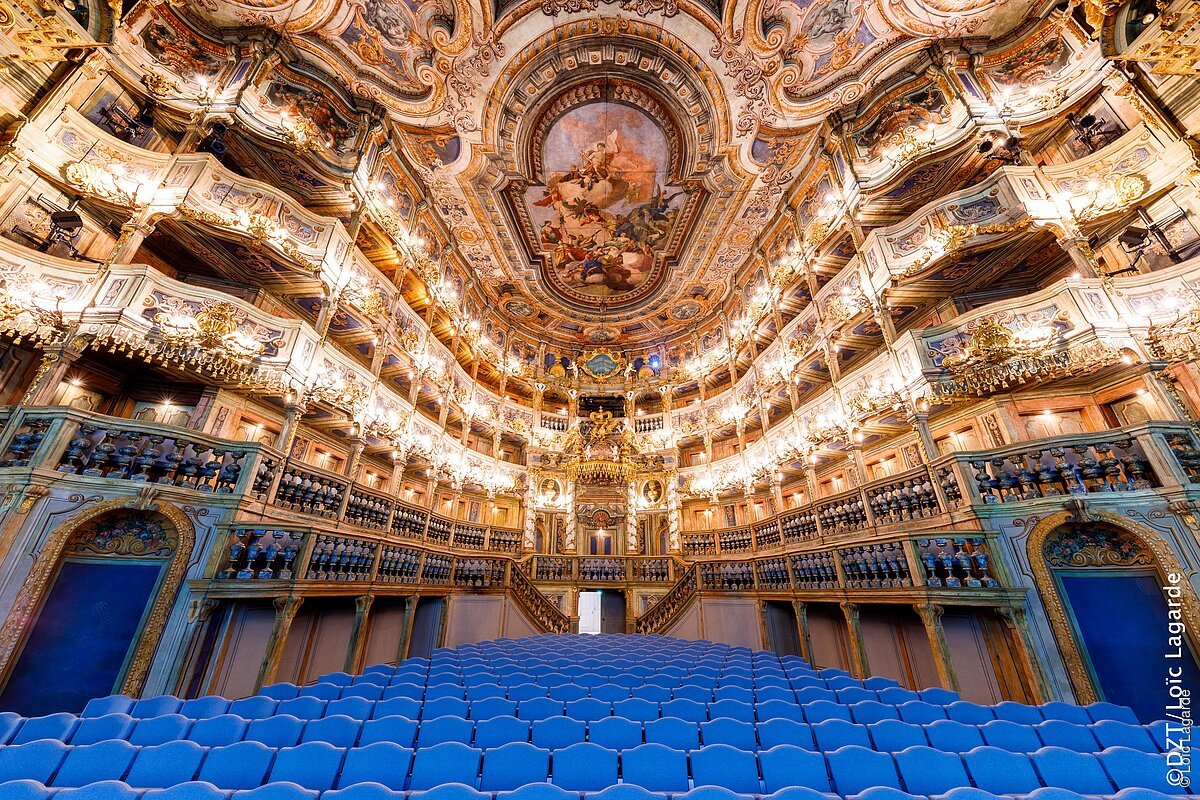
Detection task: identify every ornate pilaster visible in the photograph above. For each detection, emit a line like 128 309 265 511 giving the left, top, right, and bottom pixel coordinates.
626 480 639 554
665 472 681 553
914 603 960 691
344 595 374 674
523 473 538 551
564 480 577 553
841 601 870 678
256 596 304 690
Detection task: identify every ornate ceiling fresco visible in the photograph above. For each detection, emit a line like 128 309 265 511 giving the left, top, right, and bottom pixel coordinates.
97 0 1044 353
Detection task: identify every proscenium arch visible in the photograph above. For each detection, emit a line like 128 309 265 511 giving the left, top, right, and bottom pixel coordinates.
0 497 197 698
1025 508 1200 704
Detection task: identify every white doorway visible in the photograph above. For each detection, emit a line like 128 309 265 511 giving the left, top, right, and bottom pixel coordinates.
578 591 602 634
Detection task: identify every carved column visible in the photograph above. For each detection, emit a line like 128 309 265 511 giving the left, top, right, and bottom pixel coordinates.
396 596 419 662
626 480 639 555
20 340 86 406
914 603 960 691
792 600 814 663
996 605 1052 704
564 480 578 553
1055 236 1101 278
841 601 870 678
523 473 538 551
276 398 306 456
256 596 304 690
105 218 156 266
344 595 374 674
665 472 681 553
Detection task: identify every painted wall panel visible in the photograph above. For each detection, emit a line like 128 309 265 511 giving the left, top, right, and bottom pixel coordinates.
807 605 850 671
662 602 701 640
444 596 504 647
503 597 540 639
944 612 1003 704
700 598 763 649
363 599 409 666
210 603 275 699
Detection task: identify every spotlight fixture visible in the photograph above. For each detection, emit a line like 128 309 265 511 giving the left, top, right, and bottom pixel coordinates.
1067 112 1118 154
977 135 1023 164
197 121 229 157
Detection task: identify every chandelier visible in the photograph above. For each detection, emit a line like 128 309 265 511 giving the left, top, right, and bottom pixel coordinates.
564 410 637 484
154 301 265 365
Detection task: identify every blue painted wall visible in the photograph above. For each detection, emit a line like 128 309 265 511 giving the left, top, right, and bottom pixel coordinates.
1060 571 1200 722
0 559 163 715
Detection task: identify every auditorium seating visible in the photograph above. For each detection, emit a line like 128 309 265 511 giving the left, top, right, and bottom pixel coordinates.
0 634 1175 798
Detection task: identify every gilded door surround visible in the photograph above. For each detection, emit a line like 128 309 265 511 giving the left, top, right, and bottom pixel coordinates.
0 497 196 697
1025 508 1200 704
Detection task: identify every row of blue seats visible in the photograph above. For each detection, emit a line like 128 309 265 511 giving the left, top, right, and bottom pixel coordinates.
68 695 1139 727
0 779 1182 800
0 710 1164 754
0 735 1182 794
84 686 930 712
303 668 857 683
287 675 879 694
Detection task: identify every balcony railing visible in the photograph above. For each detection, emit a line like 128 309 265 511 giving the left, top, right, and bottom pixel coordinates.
523 555 679 585
678 422 1200 556
637 533 1009 633
0 406 528 559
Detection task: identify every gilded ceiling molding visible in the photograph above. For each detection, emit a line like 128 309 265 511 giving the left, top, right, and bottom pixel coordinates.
488 0 723 39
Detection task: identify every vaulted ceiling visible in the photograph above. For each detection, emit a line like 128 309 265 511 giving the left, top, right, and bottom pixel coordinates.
113 0 1043 352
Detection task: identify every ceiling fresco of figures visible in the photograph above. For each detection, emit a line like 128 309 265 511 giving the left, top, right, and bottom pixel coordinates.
526 102 682 309
109 0 1053 351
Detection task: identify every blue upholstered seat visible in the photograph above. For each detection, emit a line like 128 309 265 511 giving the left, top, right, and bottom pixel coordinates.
759 744 831 793
813 719 871 750
130 713 192 745
417 714 474 746
894 746 972 796
302 714 361 747
643 717 700 750
408 742 482 790
127 740 207 788
52 740 136 787
0 740 68 783
474 716 530 748
12 713 79 744
55 779 142 799
198 741 275 790
266 741 345 790
480 742 552 791
336 743 412 790
588 716 641 749
623 743 689 792
1030 747 1116 794
245 715 304 748
70 713 135 745
358 715 417 746
925 720 985 753
531 717 585 749
690 744 761 794
549 742 617 791
869 720 928 752
827 745 902 795
1092 720 1159 751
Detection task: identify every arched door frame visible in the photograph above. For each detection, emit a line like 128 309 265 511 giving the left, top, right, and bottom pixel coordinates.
0 497 196 697
1026 508 1200 703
